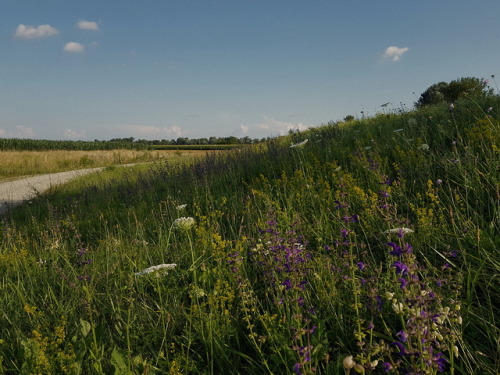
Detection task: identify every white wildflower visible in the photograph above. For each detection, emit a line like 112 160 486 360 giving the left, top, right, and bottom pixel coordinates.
418 143 430 151
135 263 177 276
453 345 459 358
172 216 195 230
384 228 414 235
342 355 356 370
385 291 394 299
176 204 187 210
290 139 308 148
392 302 404 314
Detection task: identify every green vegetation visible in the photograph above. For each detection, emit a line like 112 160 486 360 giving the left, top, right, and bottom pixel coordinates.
416 76 495 108
0 95 498 374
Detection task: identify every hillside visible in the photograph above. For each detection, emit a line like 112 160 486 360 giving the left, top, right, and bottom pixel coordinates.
0 97 498 374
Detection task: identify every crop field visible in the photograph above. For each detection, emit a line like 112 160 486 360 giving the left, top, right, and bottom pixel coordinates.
0 149 216 180
0 97 498 374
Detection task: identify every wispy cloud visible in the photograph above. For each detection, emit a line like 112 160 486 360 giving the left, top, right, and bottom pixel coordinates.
75 20 99 31
64 42 85 53
14 24 59 39
14 125 34 138
238 116 311 137
113 124 183 138
63 129 86 140
381 46 409 62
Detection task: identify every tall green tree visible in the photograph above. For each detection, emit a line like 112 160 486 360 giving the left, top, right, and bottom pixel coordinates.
416 77 494 108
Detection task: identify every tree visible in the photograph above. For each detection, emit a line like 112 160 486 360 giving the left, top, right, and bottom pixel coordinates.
416 77 494 108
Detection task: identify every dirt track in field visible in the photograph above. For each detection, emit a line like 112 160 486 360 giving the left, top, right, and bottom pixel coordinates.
0 168 105 215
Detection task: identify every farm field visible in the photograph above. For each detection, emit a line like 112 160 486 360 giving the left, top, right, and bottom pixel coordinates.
0 149 217 180
0 97 498 374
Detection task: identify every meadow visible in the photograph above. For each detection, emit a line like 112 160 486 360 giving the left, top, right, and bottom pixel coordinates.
0 149 213 180
0 97 498 374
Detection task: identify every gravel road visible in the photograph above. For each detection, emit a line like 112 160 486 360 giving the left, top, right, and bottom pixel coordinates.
0 167 105 215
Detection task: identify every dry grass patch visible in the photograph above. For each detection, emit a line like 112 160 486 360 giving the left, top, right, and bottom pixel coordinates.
0 149 214 180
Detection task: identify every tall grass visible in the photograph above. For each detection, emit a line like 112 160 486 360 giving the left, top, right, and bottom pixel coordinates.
0 97 498 374
0 149 214 180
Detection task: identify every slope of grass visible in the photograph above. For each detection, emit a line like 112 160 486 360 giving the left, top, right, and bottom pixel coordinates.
0 97 498 374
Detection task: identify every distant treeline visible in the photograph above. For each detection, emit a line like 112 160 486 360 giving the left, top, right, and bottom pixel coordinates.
0 136 268 151
109 135 268 146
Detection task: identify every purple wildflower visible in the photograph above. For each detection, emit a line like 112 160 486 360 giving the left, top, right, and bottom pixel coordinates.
434 352 447 372
391 341 407 355
396 330 409 342
293 363 302 375
398 277 409 289
382 362 393 372
357 261 365 270
393 261 409 275
387 242 404 256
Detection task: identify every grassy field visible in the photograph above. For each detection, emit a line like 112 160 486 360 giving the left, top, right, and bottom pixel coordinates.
0 149 216 180
0 97 498 374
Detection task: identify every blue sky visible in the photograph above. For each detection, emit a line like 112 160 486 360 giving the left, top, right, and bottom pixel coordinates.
1 1 499 141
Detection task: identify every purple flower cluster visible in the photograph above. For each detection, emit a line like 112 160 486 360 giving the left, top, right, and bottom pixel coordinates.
384 240 455 373
251 219 317 374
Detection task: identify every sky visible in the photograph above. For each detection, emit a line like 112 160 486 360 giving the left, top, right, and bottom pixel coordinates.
1 1 499 141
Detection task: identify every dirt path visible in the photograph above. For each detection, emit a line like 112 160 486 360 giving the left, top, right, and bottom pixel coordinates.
0 167 105 214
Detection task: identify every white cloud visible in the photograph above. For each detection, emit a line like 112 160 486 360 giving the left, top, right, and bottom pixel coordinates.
14 24 59 39
240 124 250 134
14 125 34 138
381 46 409 62
113 124 183 138
64 42 85 53
75 20 99 31
63 129 86 140
238 116 312 137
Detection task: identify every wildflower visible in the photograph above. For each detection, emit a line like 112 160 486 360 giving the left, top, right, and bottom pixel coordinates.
392 302 404 313
293 363 302 375
449 103 454 111
487 106 493 113
135 263 177 276
393 261 409 275
382 362 393 372
436 179 443 185
398 278 408 289
391 341 407 355
387 242 403 256
396 330 409 342
176 204 187 210
290 139 308 148
407 118 417 126
343 355 356 370
434 352 447 372
418 143 430 151
172 217 195 230
384 228 414 236
357 261 365 271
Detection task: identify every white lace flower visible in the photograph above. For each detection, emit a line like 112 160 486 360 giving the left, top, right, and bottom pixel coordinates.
290 139 308 148
176 204 187 210
172 217 195 230
384 228 414 235
135 263 177 276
